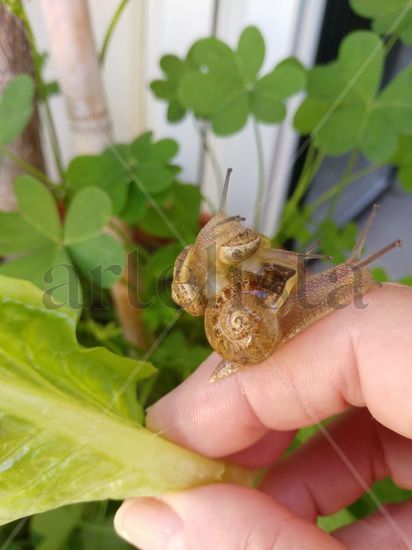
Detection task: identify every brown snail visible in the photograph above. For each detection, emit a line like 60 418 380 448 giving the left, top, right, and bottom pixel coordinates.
172 169 401 381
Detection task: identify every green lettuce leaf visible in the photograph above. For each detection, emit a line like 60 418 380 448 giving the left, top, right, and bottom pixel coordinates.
0 275 253 525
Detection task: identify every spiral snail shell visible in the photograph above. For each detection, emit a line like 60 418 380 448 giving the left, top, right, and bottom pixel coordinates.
204 270 282 365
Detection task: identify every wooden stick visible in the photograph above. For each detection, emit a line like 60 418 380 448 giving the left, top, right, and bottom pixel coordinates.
0 5 45 212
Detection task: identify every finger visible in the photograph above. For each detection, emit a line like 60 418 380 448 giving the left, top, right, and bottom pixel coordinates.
261 408 412 520
333 500 412 549
114 484 345 550
147 285 412 456
228 428 296 468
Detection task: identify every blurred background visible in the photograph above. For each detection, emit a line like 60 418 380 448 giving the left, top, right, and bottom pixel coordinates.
23 0 412 278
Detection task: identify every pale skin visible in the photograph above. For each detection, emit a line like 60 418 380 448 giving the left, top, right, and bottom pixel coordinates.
114 284 412 549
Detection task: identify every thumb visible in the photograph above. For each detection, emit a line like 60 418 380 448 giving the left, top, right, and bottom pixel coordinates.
114 484 345 549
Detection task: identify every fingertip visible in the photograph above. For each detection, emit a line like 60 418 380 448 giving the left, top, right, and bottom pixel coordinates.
114 498 185 549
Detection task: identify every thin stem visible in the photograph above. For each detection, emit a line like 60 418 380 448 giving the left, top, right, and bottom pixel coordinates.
306 163 379 214
43 98 66 183
277 144 324 238
196 121 224 205
0 147 57 189
99 0 131 64
252 119 265 230
326 149 360 219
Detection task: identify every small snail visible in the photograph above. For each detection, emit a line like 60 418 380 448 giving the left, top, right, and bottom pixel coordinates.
172 169 401 381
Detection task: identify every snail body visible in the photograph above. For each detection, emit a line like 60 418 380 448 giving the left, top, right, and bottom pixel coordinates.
171 170 401 380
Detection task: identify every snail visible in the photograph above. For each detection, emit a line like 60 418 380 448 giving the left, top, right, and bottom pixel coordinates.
172 169 401 381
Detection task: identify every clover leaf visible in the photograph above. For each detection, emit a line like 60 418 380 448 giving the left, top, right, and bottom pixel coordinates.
178 27 305 135
351 0 412 44
151 26 305 135
0 178 124 308
294 31 412 163
391 134 412 191
0 74 34 146
150 55 195 122
66 132 179 222
137 182 202 242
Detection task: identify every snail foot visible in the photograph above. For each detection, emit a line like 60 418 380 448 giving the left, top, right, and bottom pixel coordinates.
209 360 242 383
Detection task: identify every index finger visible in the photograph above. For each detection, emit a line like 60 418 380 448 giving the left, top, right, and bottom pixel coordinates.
146 284 412 457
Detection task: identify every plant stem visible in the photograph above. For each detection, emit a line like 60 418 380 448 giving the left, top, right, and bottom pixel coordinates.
196 121 224 205
99 0 131 64
252 118 265 230
43 98 66 183
277 144 323 239
0 147 57 189
326 149 360 219
306 163 379 214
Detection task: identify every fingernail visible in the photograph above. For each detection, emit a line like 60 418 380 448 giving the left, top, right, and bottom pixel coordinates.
115 498 186 550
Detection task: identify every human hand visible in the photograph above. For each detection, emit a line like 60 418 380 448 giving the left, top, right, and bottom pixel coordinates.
115 284 412 549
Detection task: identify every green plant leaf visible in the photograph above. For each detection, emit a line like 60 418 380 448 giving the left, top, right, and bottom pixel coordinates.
0 274 252 525
138 182 202 242
349 478 412 519
64 187 112 244
318 220 358 264
14 176 61 242
66 133 178 219
177 28 305 135
0 74 34 146
0 212 46 255
150 55 194 122
399 275 412 286
294 31 412 162
236 26 265 84
0 242 61 289
371 267 389 282
317 507 357 532
0 244 82 310
351 0 412 44
119 183 148 223
31 504 84 550
68 234 124 289
66 154 129 215
390 134 412 191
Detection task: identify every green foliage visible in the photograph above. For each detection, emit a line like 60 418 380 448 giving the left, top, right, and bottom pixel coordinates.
0 274 251 526
318 220 358 264
351 0 412 44
294 31 412 163
350 478 412 517
152 26 306 134
318 507 357 532
0 74 34 146
391 134 412 192
30 505 84 550
138 181 202 242
66 132 179 219
0 177 124 306
150 55 194 122
34 52 60 101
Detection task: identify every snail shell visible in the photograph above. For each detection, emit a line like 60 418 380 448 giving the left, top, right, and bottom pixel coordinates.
205 270 283 365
